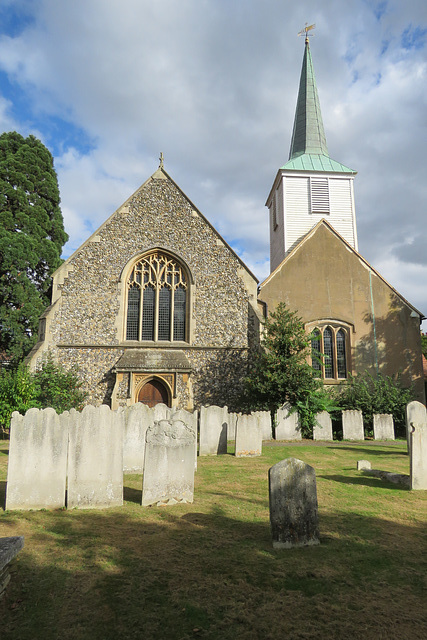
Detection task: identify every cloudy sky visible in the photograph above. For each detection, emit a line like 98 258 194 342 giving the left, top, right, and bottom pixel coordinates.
0 0 426 324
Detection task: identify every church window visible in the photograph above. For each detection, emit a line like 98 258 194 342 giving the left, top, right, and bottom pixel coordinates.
310 177 330 214
125 252 188 342
310 325 348 381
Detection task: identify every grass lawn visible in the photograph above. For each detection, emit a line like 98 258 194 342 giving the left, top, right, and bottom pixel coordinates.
0 439 426 640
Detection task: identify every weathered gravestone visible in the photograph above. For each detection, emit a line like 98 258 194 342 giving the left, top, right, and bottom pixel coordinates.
227 412 239 441
269 458 320 549
172 408 198 469
0 536 24 599
254 411 273 440
405 401 426 457
235 414 262 457
342 410 364 441
123 403 154 472
199 405 228 455
6 408 68 510
373 413 395 441
153 403 172 422
313 411 333 441
142 419 195 506
275 403 301 441
67 405 123 509
410 423 427 490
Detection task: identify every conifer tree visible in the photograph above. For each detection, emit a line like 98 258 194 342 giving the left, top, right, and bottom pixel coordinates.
0 131 68 362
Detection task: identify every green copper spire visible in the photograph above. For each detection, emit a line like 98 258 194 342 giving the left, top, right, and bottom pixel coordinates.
289 38 328 159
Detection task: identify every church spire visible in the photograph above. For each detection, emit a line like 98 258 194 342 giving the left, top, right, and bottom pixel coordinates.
289 36 328 160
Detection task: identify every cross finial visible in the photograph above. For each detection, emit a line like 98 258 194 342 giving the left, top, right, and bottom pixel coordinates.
298 22 315 44
159 152 164 169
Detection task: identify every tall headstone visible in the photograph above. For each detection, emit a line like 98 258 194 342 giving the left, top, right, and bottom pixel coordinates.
405 401 426 456
123 403 154 472
142 419 195 506
373 414 395 441
275 403 301 440
199 405 228 455
313 411 333 441
269 458 319 549
235 414 262 457
410 423 427 490
254 411 273 440
342 410 364 441
67 405 123 509
172 408 198 469
6 408 68 510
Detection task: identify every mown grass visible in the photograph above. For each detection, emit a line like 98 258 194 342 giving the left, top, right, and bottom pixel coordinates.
0 439 426 640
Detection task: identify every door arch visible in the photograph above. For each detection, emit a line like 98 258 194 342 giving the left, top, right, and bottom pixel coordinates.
137 378 171 408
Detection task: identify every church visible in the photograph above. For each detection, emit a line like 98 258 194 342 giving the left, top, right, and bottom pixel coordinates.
27 34 425 407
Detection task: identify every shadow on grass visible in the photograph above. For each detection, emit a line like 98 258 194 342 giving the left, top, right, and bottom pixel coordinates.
0 480 6 509
319 474 408 491
123 485 142 505
0 449 9 456
327 446 407 456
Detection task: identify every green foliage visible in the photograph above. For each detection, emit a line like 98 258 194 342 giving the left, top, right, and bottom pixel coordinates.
243 303 328 436
0 131 68 363
0 363 37 436
331 372 415 437
0 355 86 435
421 332 427 359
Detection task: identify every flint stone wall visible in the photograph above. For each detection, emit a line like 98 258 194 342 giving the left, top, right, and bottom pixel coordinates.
199 405 228 455
373 414 395 440
235 414 262 457
142 419 195 506
6 408 68 510
342 410 364 441
313 411 333 441
275 403 301 441
269 458 320 549
67 405 123 509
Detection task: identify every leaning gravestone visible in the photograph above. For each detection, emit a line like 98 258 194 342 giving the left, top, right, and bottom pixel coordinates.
342 410 364 441
405 401 426 457
313 411 333 441
199 405 228 455
67 405 123 509
142 419 195 506
410 423 427 490
6 408 68 510
235 414 262 457
123 403 154 472
275 403 301 441
373 413 395 441
269 458 320 549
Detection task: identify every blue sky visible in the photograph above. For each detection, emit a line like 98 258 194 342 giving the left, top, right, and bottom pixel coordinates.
0 0 427 324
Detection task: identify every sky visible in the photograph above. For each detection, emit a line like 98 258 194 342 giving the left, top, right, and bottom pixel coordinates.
0 0 426 325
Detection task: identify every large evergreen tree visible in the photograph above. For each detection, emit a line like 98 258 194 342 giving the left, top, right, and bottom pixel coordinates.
0 132 68 362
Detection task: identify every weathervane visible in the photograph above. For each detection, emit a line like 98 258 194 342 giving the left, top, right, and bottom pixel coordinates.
298 22 315 44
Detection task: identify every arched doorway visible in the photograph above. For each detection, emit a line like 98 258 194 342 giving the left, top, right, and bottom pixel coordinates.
138 378 170 408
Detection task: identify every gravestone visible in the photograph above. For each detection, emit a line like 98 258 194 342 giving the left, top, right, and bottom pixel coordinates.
67 405 123 509
373 413 395 441
123 403 154 472
269 458 319 549
313 411 333 441
254 411 273 440
0 536 24 599
235 414 262 457
275 403 301 441
227 412 238 441
342 410 364 441
142 419 196 506
405 401 426 456
172 408 198 469
199 405 228 455
410 423 427 490
6 408 68 510
357 460 371 471
153 403 171 421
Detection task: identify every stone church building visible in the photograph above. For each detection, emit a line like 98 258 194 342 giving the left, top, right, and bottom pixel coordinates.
28 34 425 407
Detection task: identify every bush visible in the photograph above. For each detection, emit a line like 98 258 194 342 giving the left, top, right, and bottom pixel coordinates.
331 372 415 438
0 355 87 436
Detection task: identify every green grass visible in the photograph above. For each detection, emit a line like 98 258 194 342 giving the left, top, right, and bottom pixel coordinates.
0 440 426 639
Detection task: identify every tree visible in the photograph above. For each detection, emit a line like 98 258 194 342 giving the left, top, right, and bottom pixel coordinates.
243 302 331 435
0 131 68 363
421 333 427 359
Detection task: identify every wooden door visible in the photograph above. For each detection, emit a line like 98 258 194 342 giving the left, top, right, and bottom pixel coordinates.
138 379 170 407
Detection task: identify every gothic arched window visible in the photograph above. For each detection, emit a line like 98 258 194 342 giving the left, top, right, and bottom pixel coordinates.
310 325 349 381
125 251 188 342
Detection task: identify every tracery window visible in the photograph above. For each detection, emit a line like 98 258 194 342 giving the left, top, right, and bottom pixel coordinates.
125 251 188 342
311 325 348 381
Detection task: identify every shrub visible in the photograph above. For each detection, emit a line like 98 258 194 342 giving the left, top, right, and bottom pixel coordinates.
331 372 415 438
0 363 37 436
